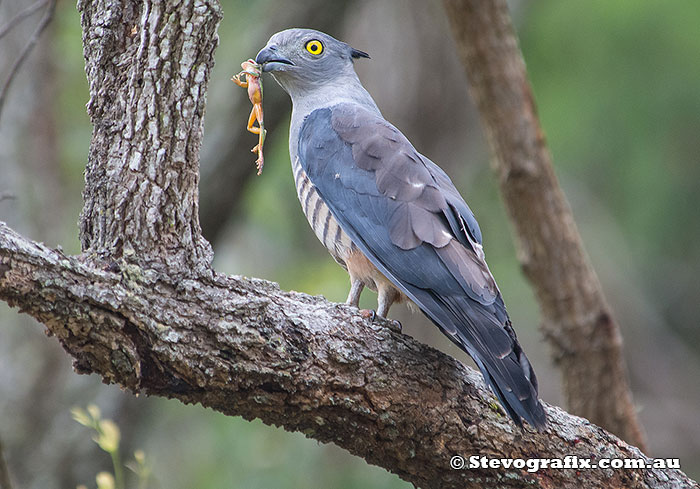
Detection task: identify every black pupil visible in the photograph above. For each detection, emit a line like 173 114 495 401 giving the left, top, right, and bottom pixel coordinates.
310 43 319 52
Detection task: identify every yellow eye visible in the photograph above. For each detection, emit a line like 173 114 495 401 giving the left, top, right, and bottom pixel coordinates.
305 40 324 55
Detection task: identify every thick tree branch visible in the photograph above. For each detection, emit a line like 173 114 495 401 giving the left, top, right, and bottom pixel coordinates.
442 0 647 450
77 0 216 271
1 221 695 489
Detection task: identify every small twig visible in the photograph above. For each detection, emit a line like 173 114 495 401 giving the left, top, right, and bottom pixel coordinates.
0 437 13 489
0 0 56 123
0 0 47 40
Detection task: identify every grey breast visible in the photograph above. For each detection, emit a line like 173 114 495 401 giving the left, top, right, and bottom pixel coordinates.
292 156 355 267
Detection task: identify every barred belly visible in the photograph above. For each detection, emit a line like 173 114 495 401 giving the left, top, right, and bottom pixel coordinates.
291 157 409 306
292 157 355 268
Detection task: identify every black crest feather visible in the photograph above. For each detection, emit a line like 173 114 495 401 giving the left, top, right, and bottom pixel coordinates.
350 47 370 59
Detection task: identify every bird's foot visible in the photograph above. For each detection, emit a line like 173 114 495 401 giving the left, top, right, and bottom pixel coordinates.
359 309 402 333
359 308 376 321
386 319 402 333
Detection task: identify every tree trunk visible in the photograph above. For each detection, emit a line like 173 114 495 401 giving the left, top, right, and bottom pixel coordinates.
0 0 694 487
442 0 647 451
77 0 216 272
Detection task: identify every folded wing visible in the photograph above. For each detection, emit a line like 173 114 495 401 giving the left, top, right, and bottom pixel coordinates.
297 104 546 429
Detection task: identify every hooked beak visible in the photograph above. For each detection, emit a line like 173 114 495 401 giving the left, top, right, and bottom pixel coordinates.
255 45 294 72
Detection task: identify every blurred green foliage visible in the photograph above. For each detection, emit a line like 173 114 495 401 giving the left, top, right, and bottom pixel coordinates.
520 1 700 343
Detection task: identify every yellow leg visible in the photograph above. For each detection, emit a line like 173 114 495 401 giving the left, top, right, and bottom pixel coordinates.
252 104 264 151
243 104 265 175
252 127 266 156
256 128 265 154
246 109 258 134
253 127 266 175
252 103 263 127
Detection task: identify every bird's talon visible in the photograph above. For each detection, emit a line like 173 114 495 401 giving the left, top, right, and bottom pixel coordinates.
388 319 402 333
359 309 376 321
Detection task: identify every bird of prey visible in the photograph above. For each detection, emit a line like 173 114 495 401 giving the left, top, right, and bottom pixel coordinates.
254 28 546 430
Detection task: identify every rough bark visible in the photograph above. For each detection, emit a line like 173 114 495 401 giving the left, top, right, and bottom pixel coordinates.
1 222 697 489
442 0 648 451
77 0 216 272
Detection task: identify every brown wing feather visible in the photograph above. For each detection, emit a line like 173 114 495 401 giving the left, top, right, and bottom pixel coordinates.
333 106 496 301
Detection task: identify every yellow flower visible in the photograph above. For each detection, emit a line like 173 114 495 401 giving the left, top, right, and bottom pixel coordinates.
96 472 115 489
70 407 92 427
87 404 101 420
96 420 121 453
133 449 146 465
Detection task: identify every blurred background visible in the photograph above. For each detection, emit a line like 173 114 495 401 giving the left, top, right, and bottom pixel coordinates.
1 0 699 487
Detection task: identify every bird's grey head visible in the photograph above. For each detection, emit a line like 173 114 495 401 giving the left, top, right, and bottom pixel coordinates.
255 28 370 99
